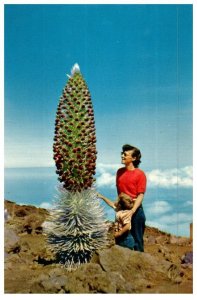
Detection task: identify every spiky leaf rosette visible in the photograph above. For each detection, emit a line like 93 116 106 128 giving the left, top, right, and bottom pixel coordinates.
43 188 109 267
53 64 97 192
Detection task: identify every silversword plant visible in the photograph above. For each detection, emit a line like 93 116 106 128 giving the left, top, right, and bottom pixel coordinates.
44 64 108 267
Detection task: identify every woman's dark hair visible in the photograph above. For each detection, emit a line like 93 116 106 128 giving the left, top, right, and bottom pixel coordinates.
122 144 141 168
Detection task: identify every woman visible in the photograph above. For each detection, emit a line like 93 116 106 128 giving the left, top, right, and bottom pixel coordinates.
116 144 147 252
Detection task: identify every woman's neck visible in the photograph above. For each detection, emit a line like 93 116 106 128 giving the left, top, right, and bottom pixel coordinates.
125 164 135 171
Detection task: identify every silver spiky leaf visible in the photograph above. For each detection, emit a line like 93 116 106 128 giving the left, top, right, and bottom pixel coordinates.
43 187 109 267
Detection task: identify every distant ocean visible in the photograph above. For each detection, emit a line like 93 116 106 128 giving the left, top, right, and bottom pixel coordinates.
4 167 192 237
4 167 117 221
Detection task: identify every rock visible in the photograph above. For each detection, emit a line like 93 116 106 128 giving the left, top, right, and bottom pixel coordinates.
4 209 10 221
68 263 117 293
181 252 193 264
158 245 173 262
4 226 19 255
167 264 182 283
155 235 170 244
158 245 169 254
23 213 45 234
39 276 65 293
48 268 65 277
144 235 156 245
94 245 175 292
170 235 189 245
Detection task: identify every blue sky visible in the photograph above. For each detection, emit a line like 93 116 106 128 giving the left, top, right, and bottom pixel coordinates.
4 4 192 170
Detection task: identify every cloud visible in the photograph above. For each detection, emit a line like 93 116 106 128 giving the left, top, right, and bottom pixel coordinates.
96 164 192 189
146 220 191 237
147 166 192 188
155 212 192 226
96 172 116 188
146 212 192 237
97 163 122 174
96 163 121 188
149 201 172 215
39 202 53 209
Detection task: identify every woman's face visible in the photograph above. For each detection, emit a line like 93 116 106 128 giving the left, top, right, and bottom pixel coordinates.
121 150 136 166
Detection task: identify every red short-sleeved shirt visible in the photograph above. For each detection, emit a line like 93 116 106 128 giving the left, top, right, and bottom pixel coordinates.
116 167 147 199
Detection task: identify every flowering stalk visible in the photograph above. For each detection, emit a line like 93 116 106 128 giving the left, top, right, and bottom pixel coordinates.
53 64 97 192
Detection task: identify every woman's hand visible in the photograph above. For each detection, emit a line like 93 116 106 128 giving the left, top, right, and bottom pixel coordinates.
121 209 135 221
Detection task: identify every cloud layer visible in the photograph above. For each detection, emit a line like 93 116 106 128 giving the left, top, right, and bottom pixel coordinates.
96 163 121 188
144 199 192 237
96 164 192 189
147 166 192 188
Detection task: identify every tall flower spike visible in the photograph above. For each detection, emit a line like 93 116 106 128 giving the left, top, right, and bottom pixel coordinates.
53 63 97 192
45 64 108 268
